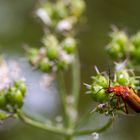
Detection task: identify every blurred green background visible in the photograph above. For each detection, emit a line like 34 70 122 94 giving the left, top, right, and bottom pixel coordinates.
1 0 140 140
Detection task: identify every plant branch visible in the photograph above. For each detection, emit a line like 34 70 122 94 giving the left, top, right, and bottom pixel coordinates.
74 118 114 136
66 135 74 140
72 50 81 110
17 110 72 136
56 72 69 127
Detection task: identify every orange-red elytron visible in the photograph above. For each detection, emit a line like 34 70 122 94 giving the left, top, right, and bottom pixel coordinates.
106 85 140 113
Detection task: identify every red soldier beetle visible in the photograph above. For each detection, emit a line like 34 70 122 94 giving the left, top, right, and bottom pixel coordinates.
106 85 140 114
93 65 140 114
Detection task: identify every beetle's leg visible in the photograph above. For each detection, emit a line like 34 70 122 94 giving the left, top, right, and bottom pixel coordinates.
117 97 120 109
122 99 128 114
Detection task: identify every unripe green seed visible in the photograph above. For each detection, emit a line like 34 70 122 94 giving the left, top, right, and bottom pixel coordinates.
6 88 16 106
57 60 68 70
47 47 59 60
97 91 108 103
92 74 108 88
131 32 140 47
0 111 9 120
114 32 127 47
14 81 26 96
39 58 52 72
91 85 108 102
63 38 76 54
71 0 85 17
107 43 124 60
28 48 38 56
19 83 26 96
116 71 129 85
14 90 23 107
6 88 24 108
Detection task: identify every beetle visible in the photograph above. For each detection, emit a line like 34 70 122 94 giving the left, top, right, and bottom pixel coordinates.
106 85 140 114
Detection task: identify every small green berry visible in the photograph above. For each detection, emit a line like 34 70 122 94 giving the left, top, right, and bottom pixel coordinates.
96 91 108 103
116 71 129 85
63 38 76 54
14 90 24 107
92 74 108 88
39 58 52 72
90 85 108 102
131 32 140 47
14 81 26 96
0 111 9 120
107 43 125 60
57 59 68 70
114 31 127 47
47 47 59 60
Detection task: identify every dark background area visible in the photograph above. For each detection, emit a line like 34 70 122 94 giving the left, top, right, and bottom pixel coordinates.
0 0 140 140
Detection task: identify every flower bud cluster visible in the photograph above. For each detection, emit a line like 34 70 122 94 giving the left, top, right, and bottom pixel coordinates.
28 0 85 73
36 0 85 33
0 60 26 120
106 29 140 65
106 29 128 60
28 35 76 73
85 65 138 116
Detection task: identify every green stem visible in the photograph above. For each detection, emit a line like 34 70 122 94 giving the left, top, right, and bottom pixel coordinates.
66 135 74 140
74 118 114 136
17 110 113 137
62 50 80 130
65 50 81 130
72 50 81 111
56 72 69 127
17 110 70 136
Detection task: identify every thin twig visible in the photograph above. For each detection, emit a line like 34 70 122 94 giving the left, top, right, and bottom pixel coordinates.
74 118 114 136
71 50 81 117
17 110 71 136
56 72 69 127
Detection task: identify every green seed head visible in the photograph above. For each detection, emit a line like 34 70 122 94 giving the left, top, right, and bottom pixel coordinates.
47 47 59 60
131 32 140 47
92 74 108 88
106 42 125 60
111 30 128 46
0 111 9 120
39 58 52 72
14 90 24 108
116 71 129 85
63 37 76 54
14 81 26 96
90 85 108 102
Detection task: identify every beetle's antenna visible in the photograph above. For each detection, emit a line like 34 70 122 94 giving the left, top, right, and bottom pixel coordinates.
107 64 111 88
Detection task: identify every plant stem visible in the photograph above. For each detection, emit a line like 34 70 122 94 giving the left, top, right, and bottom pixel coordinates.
66 135 74 140
74 118 114 136
64 50 81 131
17 110 70 136
17 110 114 137
72 50 81 111
57 72 69 127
